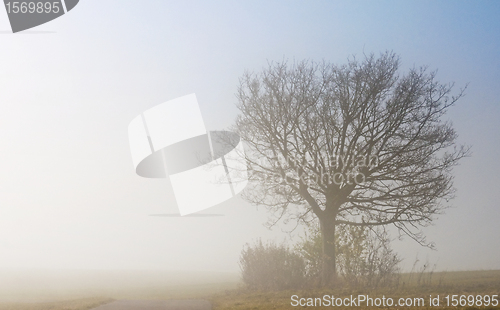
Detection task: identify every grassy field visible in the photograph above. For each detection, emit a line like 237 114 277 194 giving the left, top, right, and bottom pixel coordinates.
210 270 500 310
0 270 498 309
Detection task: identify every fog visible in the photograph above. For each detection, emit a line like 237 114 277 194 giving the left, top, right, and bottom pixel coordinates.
0 269 239 302
0 0 498 288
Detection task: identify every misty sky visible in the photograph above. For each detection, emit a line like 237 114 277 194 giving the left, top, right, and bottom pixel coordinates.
0 0 499 273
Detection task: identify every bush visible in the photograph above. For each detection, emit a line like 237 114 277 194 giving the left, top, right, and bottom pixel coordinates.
297 224 401 288
239 239 306 290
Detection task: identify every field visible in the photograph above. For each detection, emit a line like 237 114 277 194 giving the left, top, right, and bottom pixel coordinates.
0 269 238 310
0 297 113 310
0 270 498 309
210 270 500 310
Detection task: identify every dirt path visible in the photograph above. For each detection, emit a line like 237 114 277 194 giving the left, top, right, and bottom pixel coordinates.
91 299 212 310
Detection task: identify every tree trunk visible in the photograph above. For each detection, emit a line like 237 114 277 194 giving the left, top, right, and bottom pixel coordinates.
319 216 337 287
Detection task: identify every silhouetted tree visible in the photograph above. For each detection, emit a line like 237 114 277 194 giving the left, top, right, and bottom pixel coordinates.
234 51 469 286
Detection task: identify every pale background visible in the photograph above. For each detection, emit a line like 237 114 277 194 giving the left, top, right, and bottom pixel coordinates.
0 0 498 273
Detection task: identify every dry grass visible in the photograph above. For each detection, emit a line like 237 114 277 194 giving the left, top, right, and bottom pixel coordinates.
1 270 498 309
210 270 500 310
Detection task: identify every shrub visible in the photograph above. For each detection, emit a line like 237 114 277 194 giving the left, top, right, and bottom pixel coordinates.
297 224 401 288
239 239 306 290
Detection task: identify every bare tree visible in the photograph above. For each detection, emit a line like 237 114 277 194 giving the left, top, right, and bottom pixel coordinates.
233 51 469 286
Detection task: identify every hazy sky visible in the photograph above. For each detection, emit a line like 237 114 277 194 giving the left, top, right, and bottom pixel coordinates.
0 0 499 273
